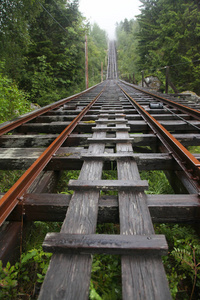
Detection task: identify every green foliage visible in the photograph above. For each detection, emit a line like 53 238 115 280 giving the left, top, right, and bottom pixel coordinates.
155 224 200 299
0 72 31 123
0 170 25 193
136 0 200 94
90 224 121 300
90 254 121 300
88 23 108 85
25 221 62 251
116 1 200 93
116 19 140 82
29 55 60 106
140 170 174 194
0 0 108 107
101 170 118 196
0 248 52 299
56 170 80 195
188 146 200 154
0 220 61 299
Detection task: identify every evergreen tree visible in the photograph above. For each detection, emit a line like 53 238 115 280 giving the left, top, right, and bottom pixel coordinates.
137 0 200 93
116 19 139 81
0 0 108 107
88 23 108 85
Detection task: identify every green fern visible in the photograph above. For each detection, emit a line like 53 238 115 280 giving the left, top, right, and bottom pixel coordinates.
172 243 200 299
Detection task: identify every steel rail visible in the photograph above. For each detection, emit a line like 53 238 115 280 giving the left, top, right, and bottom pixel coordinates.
119 85 200 192
120 80 200 121
0 83 102 137
0 86 106 226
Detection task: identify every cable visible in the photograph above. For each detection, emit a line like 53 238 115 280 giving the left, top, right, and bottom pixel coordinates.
165 105 200 131
51 0 70 24
142 59 200 74
37 0 68 34
168 59 200 68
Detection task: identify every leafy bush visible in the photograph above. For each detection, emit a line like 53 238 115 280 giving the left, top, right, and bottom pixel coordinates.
90 254 121 300
0 72 31 123
155 224 200 299
29 56 60 106
0 170 24 193
0 248 52 299
56 170 80 195
90 223 121 300
140 170 174 194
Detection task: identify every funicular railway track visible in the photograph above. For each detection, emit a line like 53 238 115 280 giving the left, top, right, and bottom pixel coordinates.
0 42 200 299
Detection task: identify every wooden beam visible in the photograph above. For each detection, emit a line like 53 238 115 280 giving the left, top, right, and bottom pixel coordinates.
42 233 168 256
1 133 200 148
6 193 199 223
68 179 148 191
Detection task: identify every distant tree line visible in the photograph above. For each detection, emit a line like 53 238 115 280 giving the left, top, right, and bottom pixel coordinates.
116 0 200 94
0 0 107 109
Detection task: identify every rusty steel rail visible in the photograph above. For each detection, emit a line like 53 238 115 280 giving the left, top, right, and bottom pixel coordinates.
0 83 101 137
120 80 200 121
119 84 200 192
0 86 106 226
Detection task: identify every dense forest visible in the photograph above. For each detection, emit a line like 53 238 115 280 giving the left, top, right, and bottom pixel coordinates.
0 0 107 122
116 0 200 94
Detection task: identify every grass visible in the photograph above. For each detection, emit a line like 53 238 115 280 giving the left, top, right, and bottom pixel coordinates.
0 170 25 193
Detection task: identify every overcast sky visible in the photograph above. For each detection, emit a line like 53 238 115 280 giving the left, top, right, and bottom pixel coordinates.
79 0 141 39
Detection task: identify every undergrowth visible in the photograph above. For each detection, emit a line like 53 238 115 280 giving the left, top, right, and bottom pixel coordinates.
155 224 200 300
0 170 24 193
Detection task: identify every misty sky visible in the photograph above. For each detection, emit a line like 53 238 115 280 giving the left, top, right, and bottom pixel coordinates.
79 0 141 38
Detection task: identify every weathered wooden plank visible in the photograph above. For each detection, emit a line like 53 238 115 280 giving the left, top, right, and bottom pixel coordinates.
39 128 106 299
0 222 21 266
16 122 96 134
92 126 130 131
88 137 134 143
43 233 168 256
0 147 85 170
96 119 128 124
7 193 200 223
99 110 125 113
20 117 198 139
2 132 200 149
82 152 136 160
68 179 148 191
148 194 200 223
0 134 92 148
173 133 200 146
116 129 172 299
128 120 200 132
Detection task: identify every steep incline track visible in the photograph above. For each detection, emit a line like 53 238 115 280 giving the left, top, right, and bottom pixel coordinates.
0 41 200 299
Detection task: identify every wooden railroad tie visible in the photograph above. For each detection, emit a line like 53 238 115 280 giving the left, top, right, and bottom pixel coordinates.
42 233 168 256
68 179 148 192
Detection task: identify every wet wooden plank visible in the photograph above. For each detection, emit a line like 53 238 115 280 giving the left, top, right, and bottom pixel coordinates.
0 222 21 266
0 134 92 148
82 152 136 160
39 129 106 299
116 130 172 299
16 122 95 134
88 137 134 143
96 119 128 124
68 179 148 191
7 194 200 223
2 132 200 149
43 233 168 256
92 126 130 131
